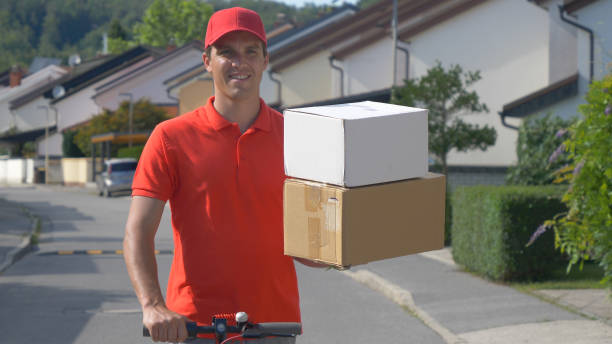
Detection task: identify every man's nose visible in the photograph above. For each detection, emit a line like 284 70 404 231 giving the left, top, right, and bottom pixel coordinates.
231 55 242 67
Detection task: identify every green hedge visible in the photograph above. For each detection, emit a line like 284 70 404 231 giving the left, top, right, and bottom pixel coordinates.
117 145 144 160
452 185 567 281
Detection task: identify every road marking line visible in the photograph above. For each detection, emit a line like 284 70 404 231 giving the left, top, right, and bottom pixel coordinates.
58 250 74 255
343 269 467 344
87 249 103 255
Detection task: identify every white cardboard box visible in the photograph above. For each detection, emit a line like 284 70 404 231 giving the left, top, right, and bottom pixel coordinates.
284 101 428 187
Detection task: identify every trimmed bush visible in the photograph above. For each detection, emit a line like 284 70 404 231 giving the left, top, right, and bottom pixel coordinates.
117 145 144 160
452 185 566 281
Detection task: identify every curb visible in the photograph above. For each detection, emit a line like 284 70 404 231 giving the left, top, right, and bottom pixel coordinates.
343 269 467 344
0 209 40 274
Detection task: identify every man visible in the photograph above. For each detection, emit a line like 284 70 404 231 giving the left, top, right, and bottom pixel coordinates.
123 7 322 344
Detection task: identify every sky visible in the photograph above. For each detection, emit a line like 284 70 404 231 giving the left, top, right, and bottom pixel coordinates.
273 0 359 8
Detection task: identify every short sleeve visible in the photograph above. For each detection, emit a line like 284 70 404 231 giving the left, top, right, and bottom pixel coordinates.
132 124 175 201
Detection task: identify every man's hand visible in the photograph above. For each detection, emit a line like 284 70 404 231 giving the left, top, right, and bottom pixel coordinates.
143 303 190 343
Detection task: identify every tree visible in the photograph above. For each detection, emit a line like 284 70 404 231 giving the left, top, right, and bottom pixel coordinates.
391 62 496 176
506 113 576 185
74 99 171 156
62 129 85 157
134 0 213 47
539 74 612 289
108 18 128 40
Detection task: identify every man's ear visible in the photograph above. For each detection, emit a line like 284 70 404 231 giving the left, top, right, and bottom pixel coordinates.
203 52 212 73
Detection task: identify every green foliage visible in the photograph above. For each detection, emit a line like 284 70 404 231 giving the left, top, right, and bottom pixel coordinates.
357 0 382 9
452 185 567 281
506 113 576 185
391 62 496 176
117 145 145 160
62 130 85 157
0 0 342 71
544 74 612 289
206 0 335 31
74 99 170 156
108 18 128 40
0 0 153 71
134 0 213 47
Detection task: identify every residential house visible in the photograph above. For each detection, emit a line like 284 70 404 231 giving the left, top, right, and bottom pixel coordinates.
33 46 162 157
92 41 205 117
264 0 583 185
0 65 67 151
500 0 612 125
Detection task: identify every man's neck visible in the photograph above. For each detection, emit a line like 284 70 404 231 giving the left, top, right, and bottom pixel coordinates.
213 95 261 133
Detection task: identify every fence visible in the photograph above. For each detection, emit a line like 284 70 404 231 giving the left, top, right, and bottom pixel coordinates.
0 157 102 185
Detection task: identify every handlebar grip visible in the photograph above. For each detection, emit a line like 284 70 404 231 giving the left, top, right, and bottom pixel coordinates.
243 322 302 338
142 322 200 338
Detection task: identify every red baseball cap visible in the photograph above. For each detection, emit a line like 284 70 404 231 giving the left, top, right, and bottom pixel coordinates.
205 7 267 49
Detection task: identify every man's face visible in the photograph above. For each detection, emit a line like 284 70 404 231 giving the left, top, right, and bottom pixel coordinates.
203 31 269 101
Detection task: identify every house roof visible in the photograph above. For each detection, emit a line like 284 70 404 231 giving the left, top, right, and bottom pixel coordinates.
0 125 57 143
267 4 359 53
531 0 598 13
564 0 598 12
9 46 160 109
1 64 67 107
50 46 163 105
269 0 486 72
29 57 62 74
93 40 204 96
499 73 579 119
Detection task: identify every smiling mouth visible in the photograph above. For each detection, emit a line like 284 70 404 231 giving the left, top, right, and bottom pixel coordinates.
230 74 249 80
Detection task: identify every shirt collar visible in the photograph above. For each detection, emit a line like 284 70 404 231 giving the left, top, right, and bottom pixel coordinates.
204 96 271 133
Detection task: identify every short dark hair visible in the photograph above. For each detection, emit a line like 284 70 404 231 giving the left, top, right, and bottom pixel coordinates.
205 42 267 60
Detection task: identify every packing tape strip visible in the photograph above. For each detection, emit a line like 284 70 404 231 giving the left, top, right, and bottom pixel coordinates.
305 185 321 212
308 217 321 258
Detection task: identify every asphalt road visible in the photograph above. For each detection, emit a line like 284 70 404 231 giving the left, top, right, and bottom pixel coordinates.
0 186 445 344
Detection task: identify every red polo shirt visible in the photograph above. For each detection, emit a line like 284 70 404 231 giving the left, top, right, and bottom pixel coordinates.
132 96 300 326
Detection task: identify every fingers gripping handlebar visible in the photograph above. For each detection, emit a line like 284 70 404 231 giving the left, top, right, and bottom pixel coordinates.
142 312 301 341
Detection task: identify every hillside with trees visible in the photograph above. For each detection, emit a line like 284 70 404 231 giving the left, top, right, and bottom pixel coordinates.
0 0 381 72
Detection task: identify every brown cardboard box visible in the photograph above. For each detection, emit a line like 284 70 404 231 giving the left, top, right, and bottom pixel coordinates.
283 173 445 267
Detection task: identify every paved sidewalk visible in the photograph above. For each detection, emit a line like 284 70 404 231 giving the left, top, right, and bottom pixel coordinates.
0 197 35 273
414 248 612 343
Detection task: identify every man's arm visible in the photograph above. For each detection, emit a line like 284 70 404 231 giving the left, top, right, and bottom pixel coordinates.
123 196 188 343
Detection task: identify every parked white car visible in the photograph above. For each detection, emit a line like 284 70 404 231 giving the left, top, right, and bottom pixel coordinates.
96 158 138 197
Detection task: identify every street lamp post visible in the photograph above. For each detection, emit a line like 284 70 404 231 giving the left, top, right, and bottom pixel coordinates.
119 92 134 148
37 105 50 184
391 0 398 86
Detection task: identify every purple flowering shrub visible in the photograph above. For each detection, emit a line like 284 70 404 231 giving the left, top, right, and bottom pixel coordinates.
543 74 612 289
506 113 575 185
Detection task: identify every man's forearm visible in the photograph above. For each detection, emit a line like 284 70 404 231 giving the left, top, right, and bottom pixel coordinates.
124 232 165 308
123 196 167 309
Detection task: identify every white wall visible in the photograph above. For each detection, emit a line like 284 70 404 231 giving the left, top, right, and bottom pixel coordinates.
343 38 409 95
575 1 612 80
548 1 578 84
524 0 612 123
94 49 201 111
280 50 333 106
14 98 57 130
395 0 549 166
0 158 33 184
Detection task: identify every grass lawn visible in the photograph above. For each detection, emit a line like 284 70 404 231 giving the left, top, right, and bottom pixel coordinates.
511 261 606 291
